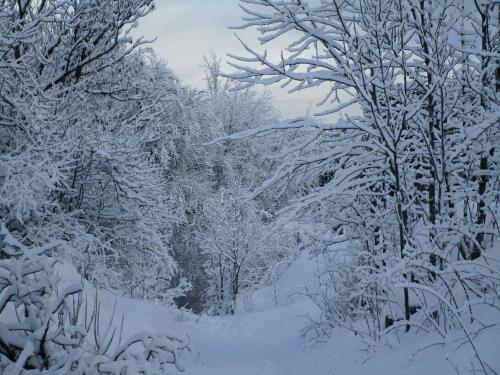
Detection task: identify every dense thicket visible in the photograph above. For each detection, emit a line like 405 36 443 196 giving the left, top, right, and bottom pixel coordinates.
167 55 299 314
0 0 186 301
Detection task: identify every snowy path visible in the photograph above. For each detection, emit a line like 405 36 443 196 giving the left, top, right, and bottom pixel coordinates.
113 296 352 375
100 253 500 374
111 291 500 375
186 302 323 375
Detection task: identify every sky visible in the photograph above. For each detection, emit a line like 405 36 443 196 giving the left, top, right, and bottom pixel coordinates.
135 0 326 118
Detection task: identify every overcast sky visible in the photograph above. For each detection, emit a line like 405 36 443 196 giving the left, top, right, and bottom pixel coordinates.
135 1 326 118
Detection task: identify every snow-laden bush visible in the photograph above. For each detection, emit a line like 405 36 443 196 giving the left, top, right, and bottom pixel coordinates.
307 240 500 335
0 229 188 374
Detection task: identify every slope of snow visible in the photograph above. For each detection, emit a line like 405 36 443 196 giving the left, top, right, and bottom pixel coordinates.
92 250 500 375
235 251 320 313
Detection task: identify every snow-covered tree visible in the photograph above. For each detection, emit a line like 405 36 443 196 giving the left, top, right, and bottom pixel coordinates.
0 0 198 370
197 185 262 315
226 1 499 367
154 53 295 313
0 0 185 301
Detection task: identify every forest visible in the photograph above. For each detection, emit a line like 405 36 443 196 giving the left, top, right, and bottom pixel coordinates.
0 0 499 374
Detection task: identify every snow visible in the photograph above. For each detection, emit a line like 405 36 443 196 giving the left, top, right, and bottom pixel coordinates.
2 246 498 374
3 0 498 373
93 250 500 375
235 251 319 312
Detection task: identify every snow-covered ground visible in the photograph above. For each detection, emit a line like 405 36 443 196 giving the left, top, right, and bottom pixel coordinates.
91 251 500 375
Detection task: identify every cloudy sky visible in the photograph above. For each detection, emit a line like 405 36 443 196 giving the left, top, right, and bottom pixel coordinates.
136 1 325 118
